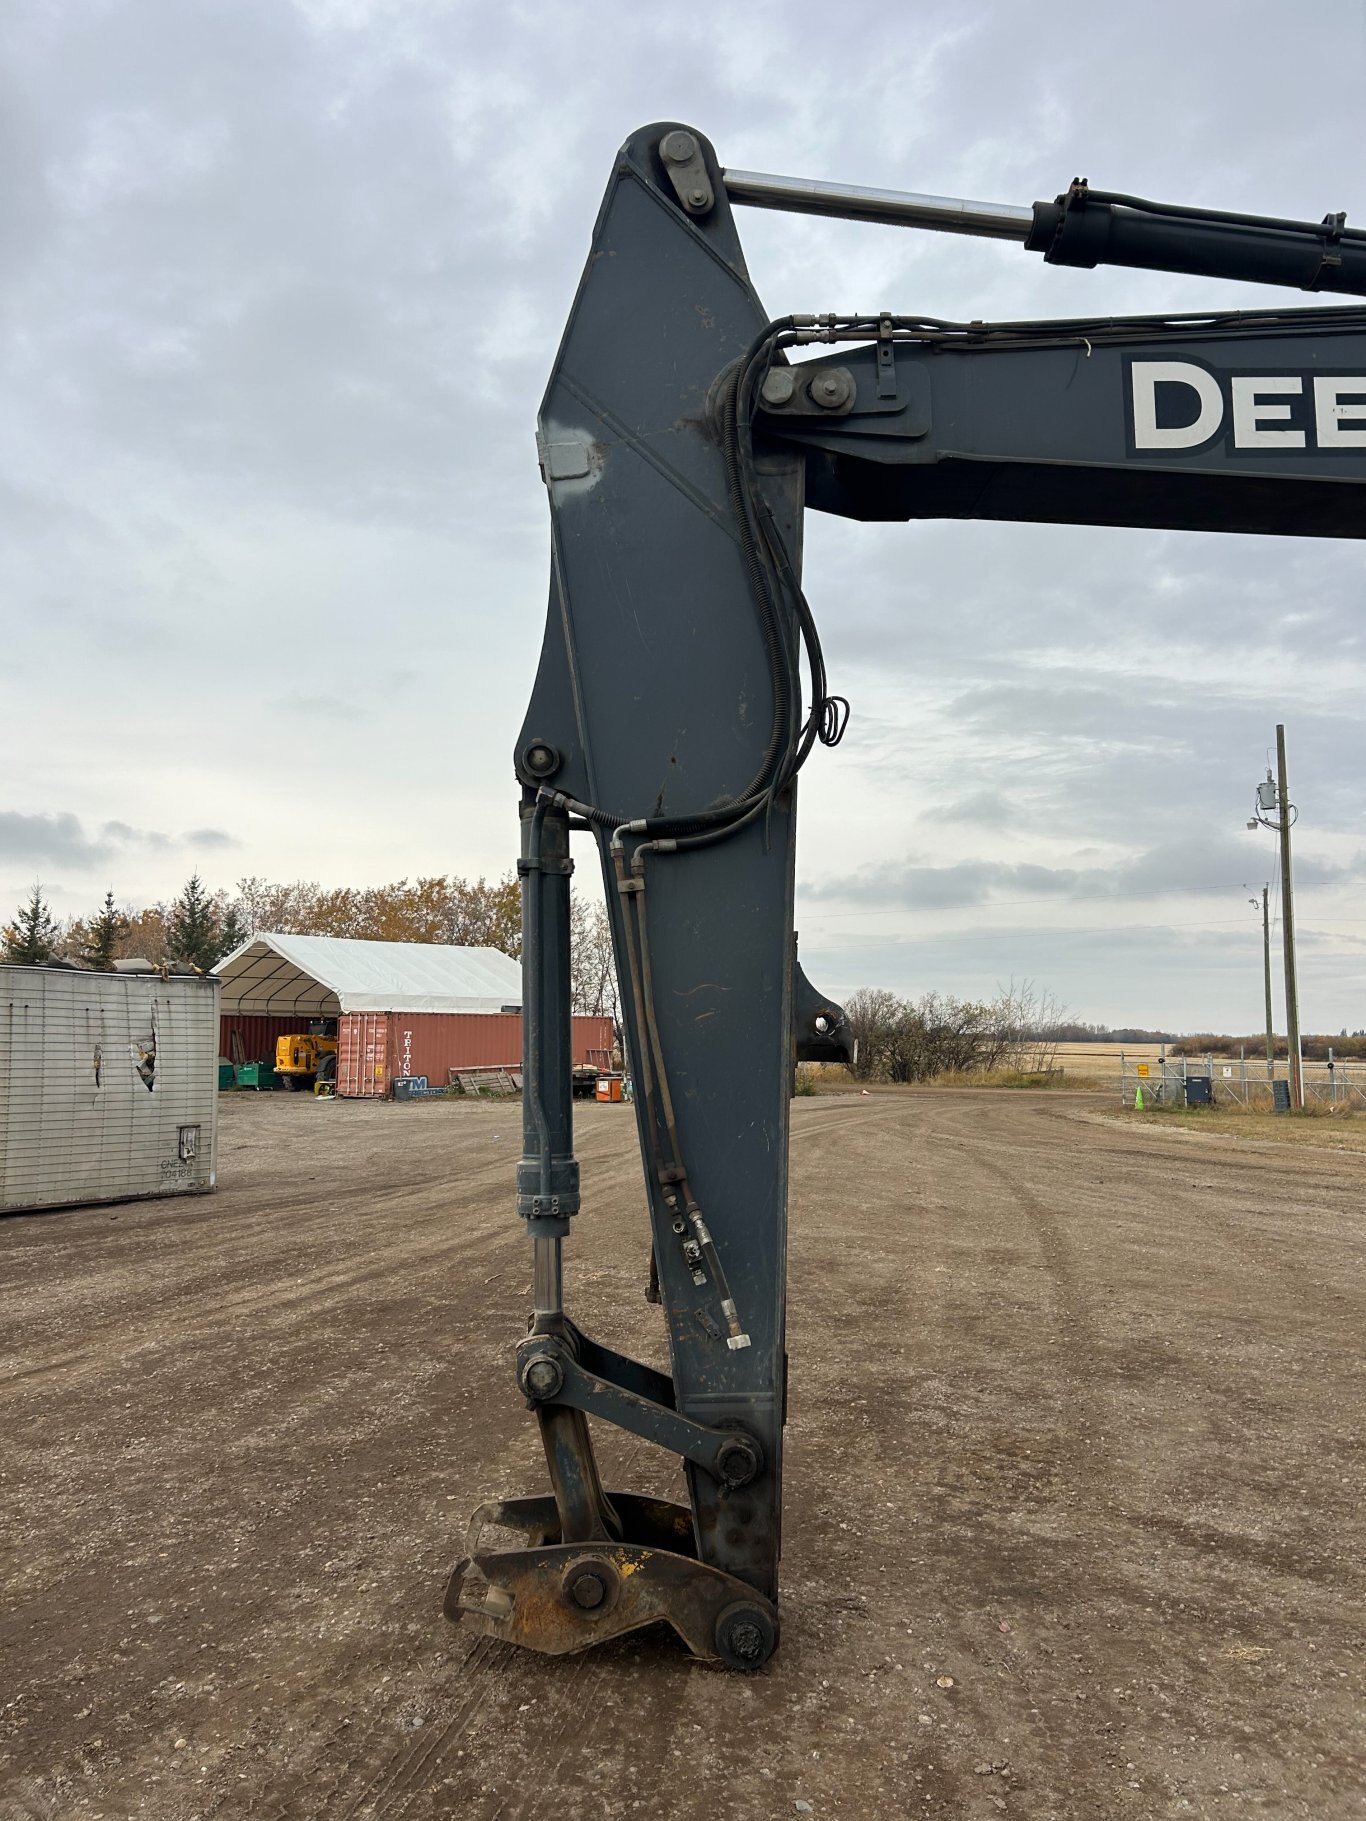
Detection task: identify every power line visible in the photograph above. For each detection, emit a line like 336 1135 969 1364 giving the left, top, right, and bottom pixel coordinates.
802 915 1366 950
798 881 1304 920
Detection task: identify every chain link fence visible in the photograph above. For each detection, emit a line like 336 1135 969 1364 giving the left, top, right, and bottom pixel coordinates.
1119 1052 1366 1111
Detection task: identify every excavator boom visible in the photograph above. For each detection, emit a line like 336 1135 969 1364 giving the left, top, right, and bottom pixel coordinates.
445 125 1365 1669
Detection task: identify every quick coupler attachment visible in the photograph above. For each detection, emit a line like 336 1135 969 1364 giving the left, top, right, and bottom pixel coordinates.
444 1496 778 1669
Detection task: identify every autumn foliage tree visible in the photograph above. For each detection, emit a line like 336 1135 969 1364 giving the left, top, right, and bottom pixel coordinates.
231 873 521 955
47 870 539 973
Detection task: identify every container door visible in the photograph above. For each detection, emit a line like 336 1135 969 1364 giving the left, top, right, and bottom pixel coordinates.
339 1012 388 1098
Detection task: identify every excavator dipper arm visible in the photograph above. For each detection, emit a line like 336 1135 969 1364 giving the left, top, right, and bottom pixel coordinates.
446 125 1366 1669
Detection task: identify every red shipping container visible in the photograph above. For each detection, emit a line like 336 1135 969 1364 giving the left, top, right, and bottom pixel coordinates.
219 1014 302 1066
338 1012 389 1098
335 1011 613 1098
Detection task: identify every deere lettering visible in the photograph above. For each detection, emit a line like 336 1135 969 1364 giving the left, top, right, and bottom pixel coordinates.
1129 360 1366 452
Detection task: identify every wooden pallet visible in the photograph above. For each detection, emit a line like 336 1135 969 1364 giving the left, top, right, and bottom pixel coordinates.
450 1066 522 1097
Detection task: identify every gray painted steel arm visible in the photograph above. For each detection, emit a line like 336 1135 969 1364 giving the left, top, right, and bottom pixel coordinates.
760 317 1366 537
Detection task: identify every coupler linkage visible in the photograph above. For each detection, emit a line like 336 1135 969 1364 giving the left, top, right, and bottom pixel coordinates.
443 1300 777 1667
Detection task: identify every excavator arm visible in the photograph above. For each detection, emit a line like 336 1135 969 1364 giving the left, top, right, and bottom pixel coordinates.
445 125 1366 1669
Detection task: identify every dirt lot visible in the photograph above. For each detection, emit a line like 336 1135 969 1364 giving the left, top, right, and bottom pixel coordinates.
3 1089 1364 1821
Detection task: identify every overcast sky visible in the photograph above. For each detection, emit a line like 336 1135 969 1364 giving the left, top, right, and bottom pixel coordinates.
3 0 1364 1031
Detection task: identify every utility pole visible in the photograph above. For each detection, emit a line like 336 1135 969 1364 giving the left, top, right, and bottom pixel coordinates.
1275 726 1303 1109
1249 726 1303 1109
1250 884 1274 1080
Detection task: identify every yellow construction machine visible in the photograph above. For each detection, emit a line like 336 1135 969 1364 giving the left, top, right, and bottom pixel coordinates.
274 1020 338 1092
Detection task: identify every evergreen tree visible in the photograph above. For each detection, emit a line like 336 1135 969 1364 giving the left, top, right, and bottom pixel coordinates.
3 883 61 965
213 900 247 966
83 890 130 972
167 872 220 971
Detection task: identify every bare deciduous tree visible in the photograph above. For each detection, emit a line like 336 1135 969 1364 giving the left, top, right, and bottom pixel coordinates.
569 896 621 1031
843 980 1066 1083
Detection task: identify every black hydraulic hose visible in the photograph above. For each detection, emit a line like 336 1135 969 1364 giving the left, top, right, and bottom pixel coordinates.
722 333 798 776
752 494 848 760
629 851 750 1350
546 314 850 850
541 347 795 845
630 862 687 1167
609 839 669 1179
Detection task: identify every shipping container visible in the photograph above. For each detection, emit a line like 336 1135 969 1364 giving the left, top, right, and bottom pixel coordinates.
338 1010 390 1098
335 1010 614 1098
219 1014 299 1067
0 966 220 1213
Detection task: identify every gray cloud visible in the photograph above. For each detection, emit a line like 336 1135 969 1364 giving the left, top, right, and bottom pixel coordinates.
935 789 1014 830
101 820 172 850
804 833 1365 912
274 693 366 721
0 811 112 867
0 812 234 872
798 921 1366 1036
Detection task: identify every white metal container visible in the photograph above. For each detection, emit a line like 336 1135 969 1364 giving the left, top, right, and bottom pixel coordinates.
0 966 220 1213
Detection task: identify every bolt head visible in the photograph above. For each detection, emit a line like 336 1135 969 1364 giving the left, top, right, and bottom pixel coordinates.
715 1437 761 1487
728 1619 765 1658
760 369 796 407
521 740 561 779
688 186 710 208
810 368 853 409
662 131 697 165
522 1355 563 1399
568 1570 606 1610
714 1600 777 1670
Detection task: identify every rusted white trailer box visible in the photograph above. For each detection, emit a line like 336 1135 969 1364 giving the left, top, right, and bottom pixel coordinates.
0 966 219 1213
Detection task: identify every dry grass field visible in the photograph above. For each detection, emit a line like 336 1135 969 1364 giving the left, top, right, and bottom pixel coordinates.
1052 1040 1164 1079
1105 1102 1366 1153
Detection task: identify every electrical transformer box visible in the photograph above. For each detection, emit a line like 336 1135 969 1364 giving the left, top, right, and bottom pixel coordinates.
0 965 220 1214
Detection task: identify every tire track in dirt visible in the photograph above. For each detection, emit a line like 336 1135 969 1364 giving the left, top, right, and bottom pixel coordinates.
928 1098 1366 1615
924 1103 1106 1357
9 1092 1366 1821
221 1433 659 1821
364 1446 663 1821
245 1635 507 1821
2 1158 517 1333
1027 1100 1366 1323
1 1175 528 1399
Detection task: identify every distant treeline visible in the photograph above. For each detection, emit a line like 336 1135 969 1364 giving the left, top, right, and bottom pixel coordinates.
2 872 520 974
2 872 620 1024
1051 1022 1177 1044
1171 1033 1366 1060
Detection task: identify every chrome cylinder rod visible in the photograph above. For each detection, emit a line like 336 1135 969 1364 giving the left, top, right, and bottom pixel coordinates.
533 1234 563 1318
721 167 1033 241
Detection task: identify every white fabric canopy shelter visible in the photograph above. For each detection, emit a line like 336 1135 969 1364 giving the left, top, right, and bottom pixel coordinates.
215 932 522 1017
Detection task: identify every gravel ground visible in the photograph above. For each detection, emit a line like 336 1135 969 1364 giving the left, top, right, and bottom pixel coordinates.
2 1088 1363 1821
